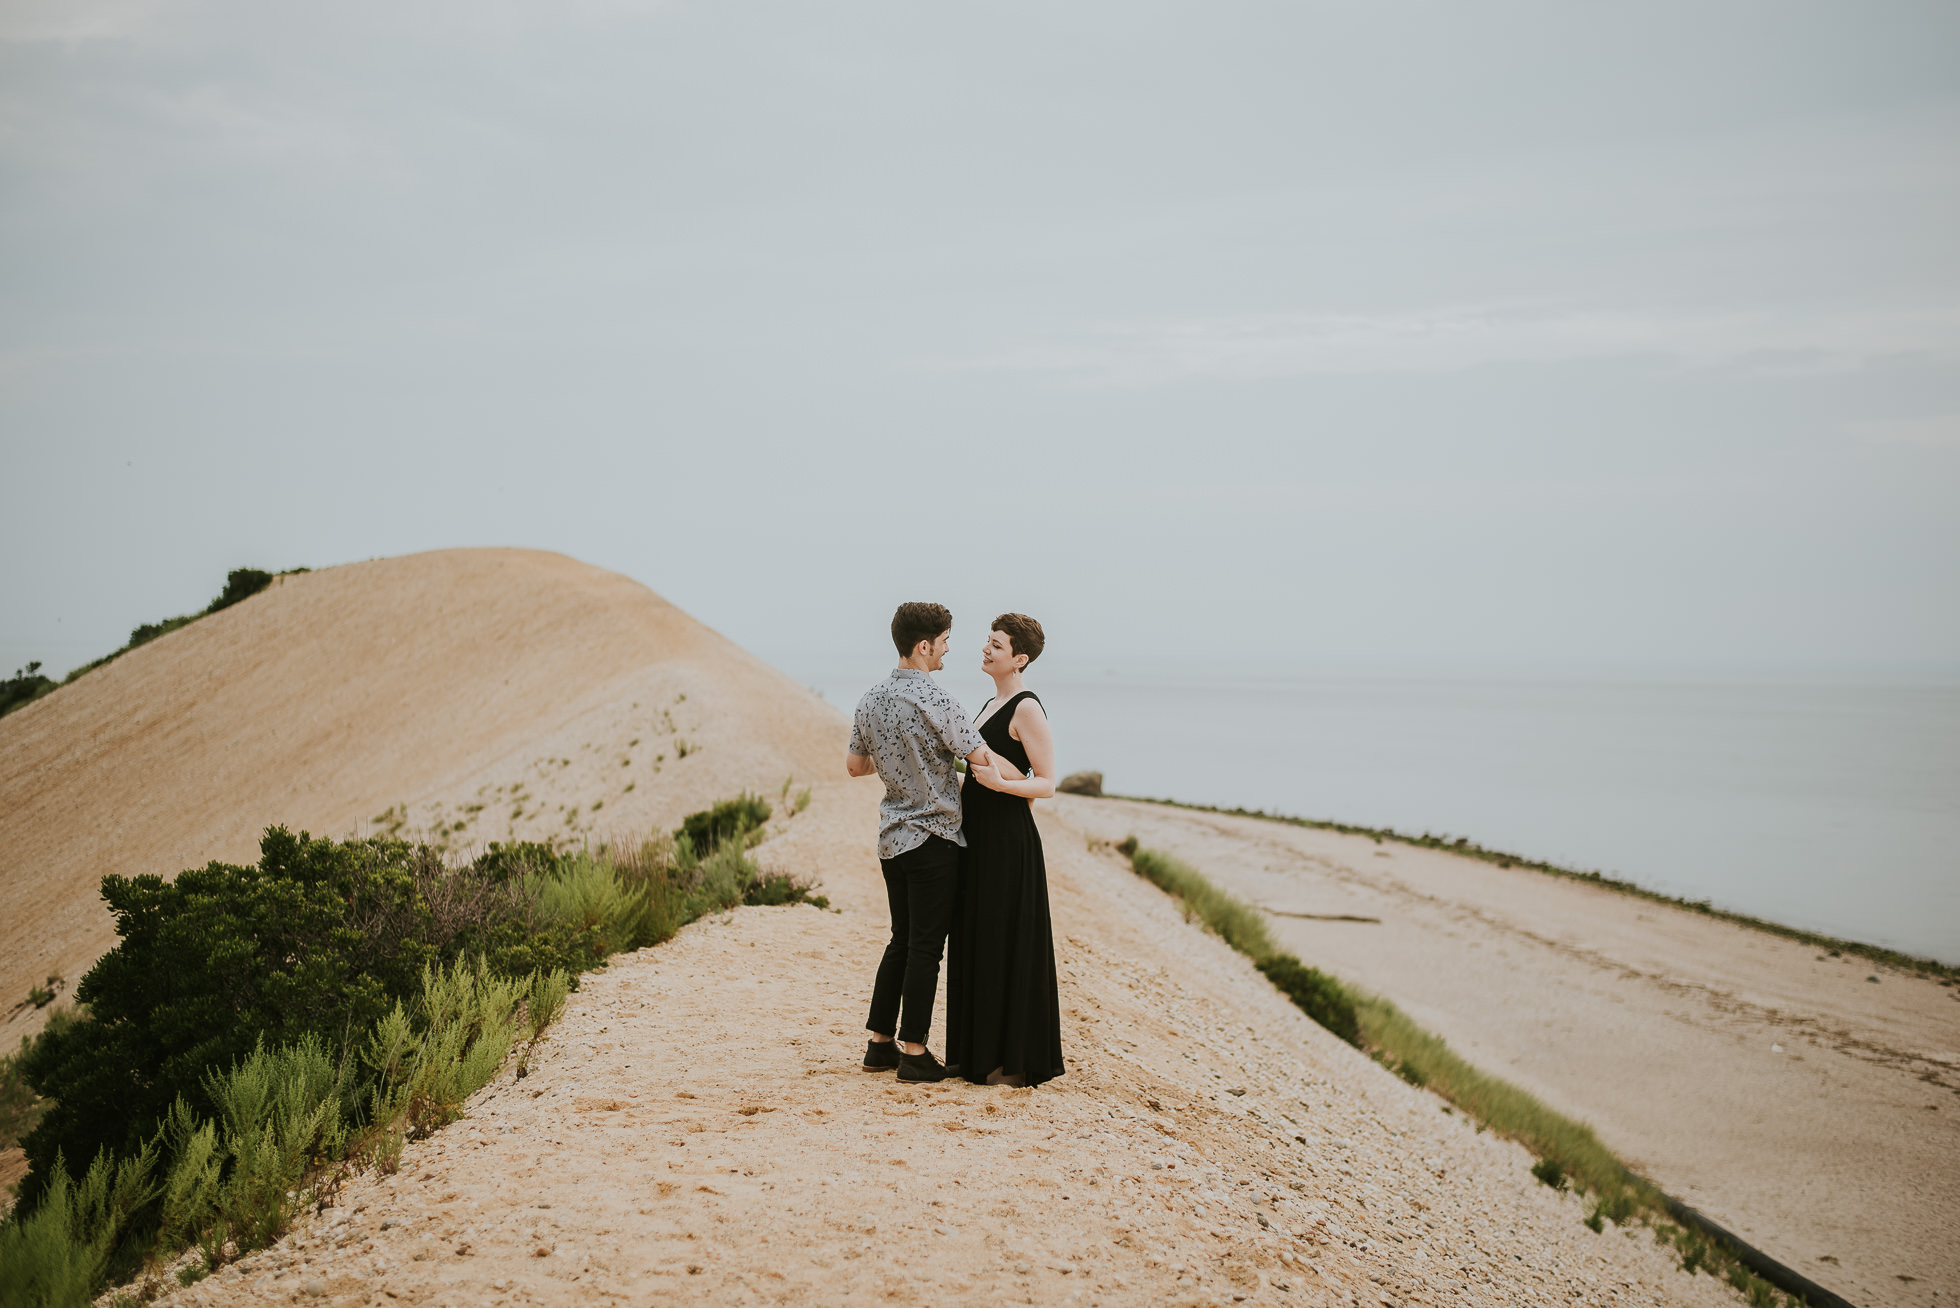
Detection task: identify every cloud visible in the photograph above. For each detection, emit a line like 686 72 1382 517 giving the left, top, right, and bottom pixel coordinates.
0 0 164 43
1849 415 1960 448
0 0 676 45
940 303 1960 384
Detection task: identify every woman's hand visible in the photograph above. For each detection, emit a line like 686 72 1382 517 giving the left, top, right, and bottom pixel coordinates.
969 758 1006 790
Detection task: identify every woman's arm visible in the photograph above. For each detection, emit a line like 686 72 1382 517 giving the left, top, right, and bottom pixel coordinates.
974 700 1056 800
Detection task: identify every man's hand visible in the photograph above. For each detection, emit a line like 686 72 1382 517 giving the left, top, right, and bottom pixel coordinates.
846 752 875 778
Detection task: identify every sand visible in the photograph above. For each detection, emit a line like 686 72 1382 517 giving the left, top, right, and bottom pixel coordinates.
136 781 1743 1308
0 547 1940 1305
0 548 840 1053
1056 797 1960 1308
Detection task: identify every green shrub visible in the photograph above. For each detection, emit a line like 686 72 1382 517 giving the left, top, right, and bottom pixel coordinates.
359 959 523 1147
0 1012 75 1154
676 793 772 857
1126 846 1276 959
14 830 575 1213
191 1035 350 1257
1255 955 1360 1047
1 663 57 721
0 1142 158 1307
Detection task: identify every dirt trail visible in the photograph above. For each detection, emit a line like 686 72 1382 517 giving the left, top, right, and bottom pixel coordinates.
1056 797 1960 1308
154 782 1738 1308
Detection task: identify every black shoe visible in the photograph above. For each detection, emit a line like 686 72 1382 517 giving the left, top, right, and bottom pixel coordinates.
862 1039 899 1071
897 1048 949 1083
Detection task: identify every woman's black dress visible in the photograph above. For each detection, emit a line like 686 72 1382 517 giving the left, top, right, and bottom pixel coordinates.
946 691 1065 1087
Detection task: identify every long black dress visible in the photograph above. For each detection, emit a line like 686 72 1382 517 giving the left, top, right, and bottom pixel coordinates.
946 691 1065 1087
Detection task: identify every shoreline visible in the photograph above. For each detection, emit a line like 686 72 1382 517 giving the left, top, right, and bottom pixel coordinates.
1061 792 1960 1308
1110 791 1960 980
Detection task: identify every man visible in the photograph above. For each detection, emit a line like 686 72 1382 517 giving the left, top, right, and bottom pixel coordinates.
847 601 991 1083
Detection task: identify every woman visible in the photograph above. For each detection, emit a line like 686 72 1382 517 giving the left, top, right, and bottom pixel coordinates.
945 612 1065 1087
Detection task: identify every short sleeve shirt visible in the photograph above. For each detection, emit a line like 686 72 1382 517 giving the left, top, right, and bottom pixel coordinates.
850 668 986 859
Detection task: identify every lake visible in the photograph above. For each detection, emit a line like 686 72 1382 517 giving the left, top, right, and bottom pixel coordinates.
802 665 1960 965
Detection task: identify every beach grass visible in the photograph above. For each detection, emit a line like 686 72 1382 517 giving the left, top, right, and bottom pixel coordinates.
1112 835 1817 1307
1124 841 1276 960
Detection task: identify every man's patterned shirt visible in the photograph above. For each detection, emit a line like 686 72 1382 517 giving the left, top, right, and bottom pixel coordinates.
849 667 986 859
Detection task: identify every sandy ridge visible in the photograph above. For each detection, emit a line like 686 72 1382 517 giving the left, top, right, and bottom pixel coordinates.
147 782 1738 1308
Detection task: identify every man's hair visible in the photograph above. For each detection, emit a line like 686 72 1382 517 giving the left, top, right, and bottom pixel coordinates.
891 602 953 658
992 612 1045 668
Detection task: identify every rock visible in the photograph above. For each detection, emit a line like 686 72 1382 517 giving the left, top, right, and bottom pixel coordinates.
301 1278 329 1297
1057 771 1103 797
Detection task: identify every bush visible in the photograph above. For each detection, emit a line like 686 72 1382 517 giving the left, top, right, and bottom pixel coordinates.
676 793 772 857
1 663 57 721
1255 955 1361 1047
0 1141 159 1304
14 829 577 1213
0 1013 75 1155
5 794 818 1306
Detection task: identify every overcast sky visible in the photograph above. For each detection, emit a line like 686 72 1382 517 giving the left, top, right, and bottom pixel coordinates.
3 0 1957 685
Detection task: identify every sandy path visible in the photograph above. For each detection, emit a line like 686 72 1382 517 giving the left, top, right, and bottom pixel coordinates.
1054 796 1960 1308
157 783 1739 1308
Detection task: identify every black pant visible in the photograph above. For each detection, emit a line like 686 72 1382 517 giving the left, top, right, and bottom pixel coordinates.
866 835 961 1045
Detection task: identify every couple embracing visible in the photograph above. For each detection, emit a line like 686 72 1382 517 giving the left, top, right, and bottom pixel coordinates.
846 603 1066 1088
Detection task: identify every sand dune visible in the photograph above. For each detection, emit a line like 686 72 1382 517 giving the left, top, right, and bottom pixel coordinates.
0 548 841 1049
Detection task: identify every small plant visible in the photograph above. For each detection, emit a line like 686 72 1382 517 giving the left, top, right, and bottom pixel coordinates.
1531 1158 1568 1191
1254 955 1360 1047
677 793 772 857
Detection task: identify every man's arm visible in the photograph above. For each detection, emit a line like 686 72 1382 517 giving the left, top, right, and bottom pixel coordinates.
923 688 989 766
847 751 875 778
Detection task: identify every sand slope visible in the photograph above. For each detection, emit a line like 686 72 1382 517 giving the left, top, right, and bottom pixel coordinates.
144 783 1741 1308
0 548 841 1049
1055 797 1960 1308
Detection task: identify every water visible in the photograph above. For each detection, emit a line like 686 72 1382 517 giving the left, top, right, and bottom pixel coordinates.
804 665 1960 964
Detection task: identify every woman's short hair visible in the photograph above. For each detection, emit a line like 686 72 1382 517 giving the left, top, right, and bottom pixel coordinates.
891 602 953 657
992 612 1045 668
